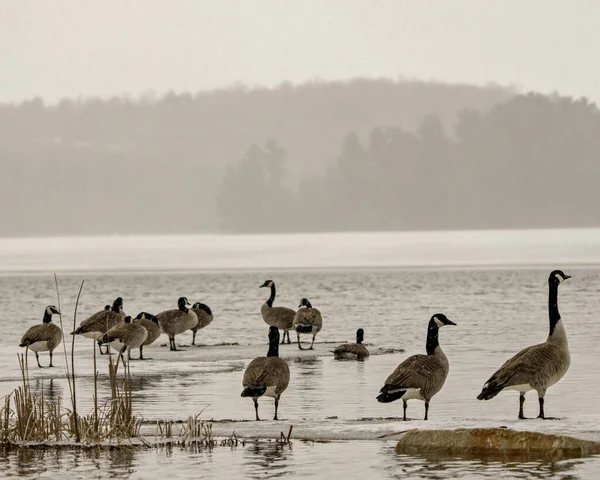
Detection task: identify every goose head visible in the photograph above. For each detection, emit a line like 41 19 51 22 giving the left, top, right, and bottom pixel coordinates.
104 305 111 311
43 305 61 322
177 297 191 310
431 313 456 328
549 270 571 286
135 312 159 324
124 315 132 324
356 328 365 344
260 280 275 289
112 297 124 312
298 298 313 309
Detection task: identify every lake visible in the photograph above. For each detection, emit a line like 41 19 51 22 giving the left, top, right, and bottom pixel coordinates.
1 229 600 479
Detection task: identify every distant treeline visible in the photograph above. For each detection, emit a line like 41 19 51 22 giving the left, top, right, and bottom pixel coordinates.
4 79 596 235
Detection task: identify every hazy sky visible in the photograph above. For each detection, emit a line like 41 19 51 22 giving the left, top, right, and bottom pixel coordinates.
2 0 598 104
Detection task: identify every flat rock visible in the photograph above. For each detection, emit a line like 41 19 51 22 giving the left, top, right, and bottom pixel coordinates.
395 428 600 457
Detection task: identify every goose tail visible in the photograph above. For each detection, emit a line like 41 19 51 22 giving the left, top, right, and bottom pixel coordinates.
241 386 267 398
477 380 503 401
295 324 312 334
376 386 406 403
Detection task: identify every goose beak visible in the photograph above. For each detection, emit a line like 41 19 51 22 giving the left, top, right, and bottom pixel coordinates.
445 319 457 326
564 275 572 280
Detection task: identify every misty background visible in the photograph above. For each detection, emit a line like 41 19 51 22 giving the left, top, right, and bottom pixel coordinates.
3 1 600 237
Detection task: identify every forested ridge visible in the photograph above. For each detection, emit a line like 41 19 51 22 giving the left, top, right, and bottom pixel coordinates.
2 79 597 236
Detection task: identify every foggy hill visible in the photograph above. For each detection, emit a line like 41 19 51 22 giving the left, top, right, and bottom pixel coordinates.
0 77 547 236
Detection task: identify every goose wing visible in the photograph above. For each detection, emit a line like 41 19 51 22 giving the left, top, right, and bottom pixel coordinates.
293 308 322 329
481 342 567 392
243 357 290 393
20 325 50 346
333 343 370 357
384 354 441 389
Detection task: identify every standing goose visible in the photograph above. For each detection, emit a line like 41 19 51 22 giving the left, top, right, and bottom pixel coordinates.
72 297 125 354
190 302 214 346
241 326 290 420
333 328 370 360
260 280 295 344
157 297 198 351
377 314 456 420
20 305 62 368
98 316 148 365
293 298 323 350
477 270 571 420
133 312 162 360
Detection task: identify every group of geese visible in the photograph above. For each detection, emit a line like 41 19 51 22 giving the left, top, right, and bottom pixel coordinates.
19 270 571 423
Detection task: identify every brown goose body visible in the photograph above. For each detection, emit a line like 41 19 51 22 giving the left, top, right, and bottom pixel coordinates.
99 319 148 351
133 312 161 360
73 297 125 340
191 302 214 345
333 329 370 360
293 298 323 350
260 280 294 344
157 297 198 351
20 306 62 368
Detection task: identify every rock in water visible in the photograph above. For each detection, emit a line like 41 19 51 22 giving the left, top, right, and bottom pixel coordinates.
395 428 600 457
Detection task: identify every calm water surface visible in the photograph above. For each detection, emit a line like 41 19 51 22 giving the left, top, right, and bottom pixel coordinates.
1 266 600 478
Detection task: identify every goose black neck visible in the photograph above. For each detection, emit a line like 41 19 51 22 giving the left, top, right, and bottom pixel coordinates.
304 300 312 309
43 311 52 323
426 321 440 355
179 304 189 313
548 282 561 335
267 339 279 357
266 285 276 308
111 304 120 313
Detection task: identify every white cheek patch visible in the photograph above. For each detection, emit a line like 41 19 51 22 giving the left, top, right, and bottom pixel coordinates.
434 317 444 327
555 273 564 283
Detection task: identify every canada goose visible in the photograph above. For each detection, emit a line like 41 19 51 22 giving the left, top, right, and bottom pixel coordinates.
190 302 214 346
72 297 125 354
333 328 370 360
20 305 62 368
477 270 571 420
377 314 456 420
133 312 162 360
157 297 198 351
98 316 148 365
293 298 323 350
241 326 290 420
260 280 295 344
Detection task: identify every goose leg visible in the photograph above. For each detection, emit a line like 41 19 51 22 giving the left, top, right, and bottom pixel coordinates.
139 346 144 360
274 397 280 421
49 350 54 367
296 332 305 350
192 330 196 346
309 334 316 350
519 393 526 419
35 352 42 369
424 401 429 421
403 400 408 421
253 398 260 421
286 330 291 344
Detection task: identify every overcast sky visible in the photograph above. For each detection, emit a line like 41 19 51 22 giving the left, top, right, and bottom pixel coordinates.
2 0 598 104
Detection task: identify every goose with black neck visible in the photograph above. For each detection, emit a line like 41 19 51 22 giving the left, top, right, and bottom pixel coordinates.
477 270 571 420
376 314 456 420
260 280 295 344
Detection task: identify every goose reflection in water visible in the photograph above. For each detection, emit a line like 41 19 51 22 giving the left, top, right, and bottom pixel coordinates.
243 441 293 479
